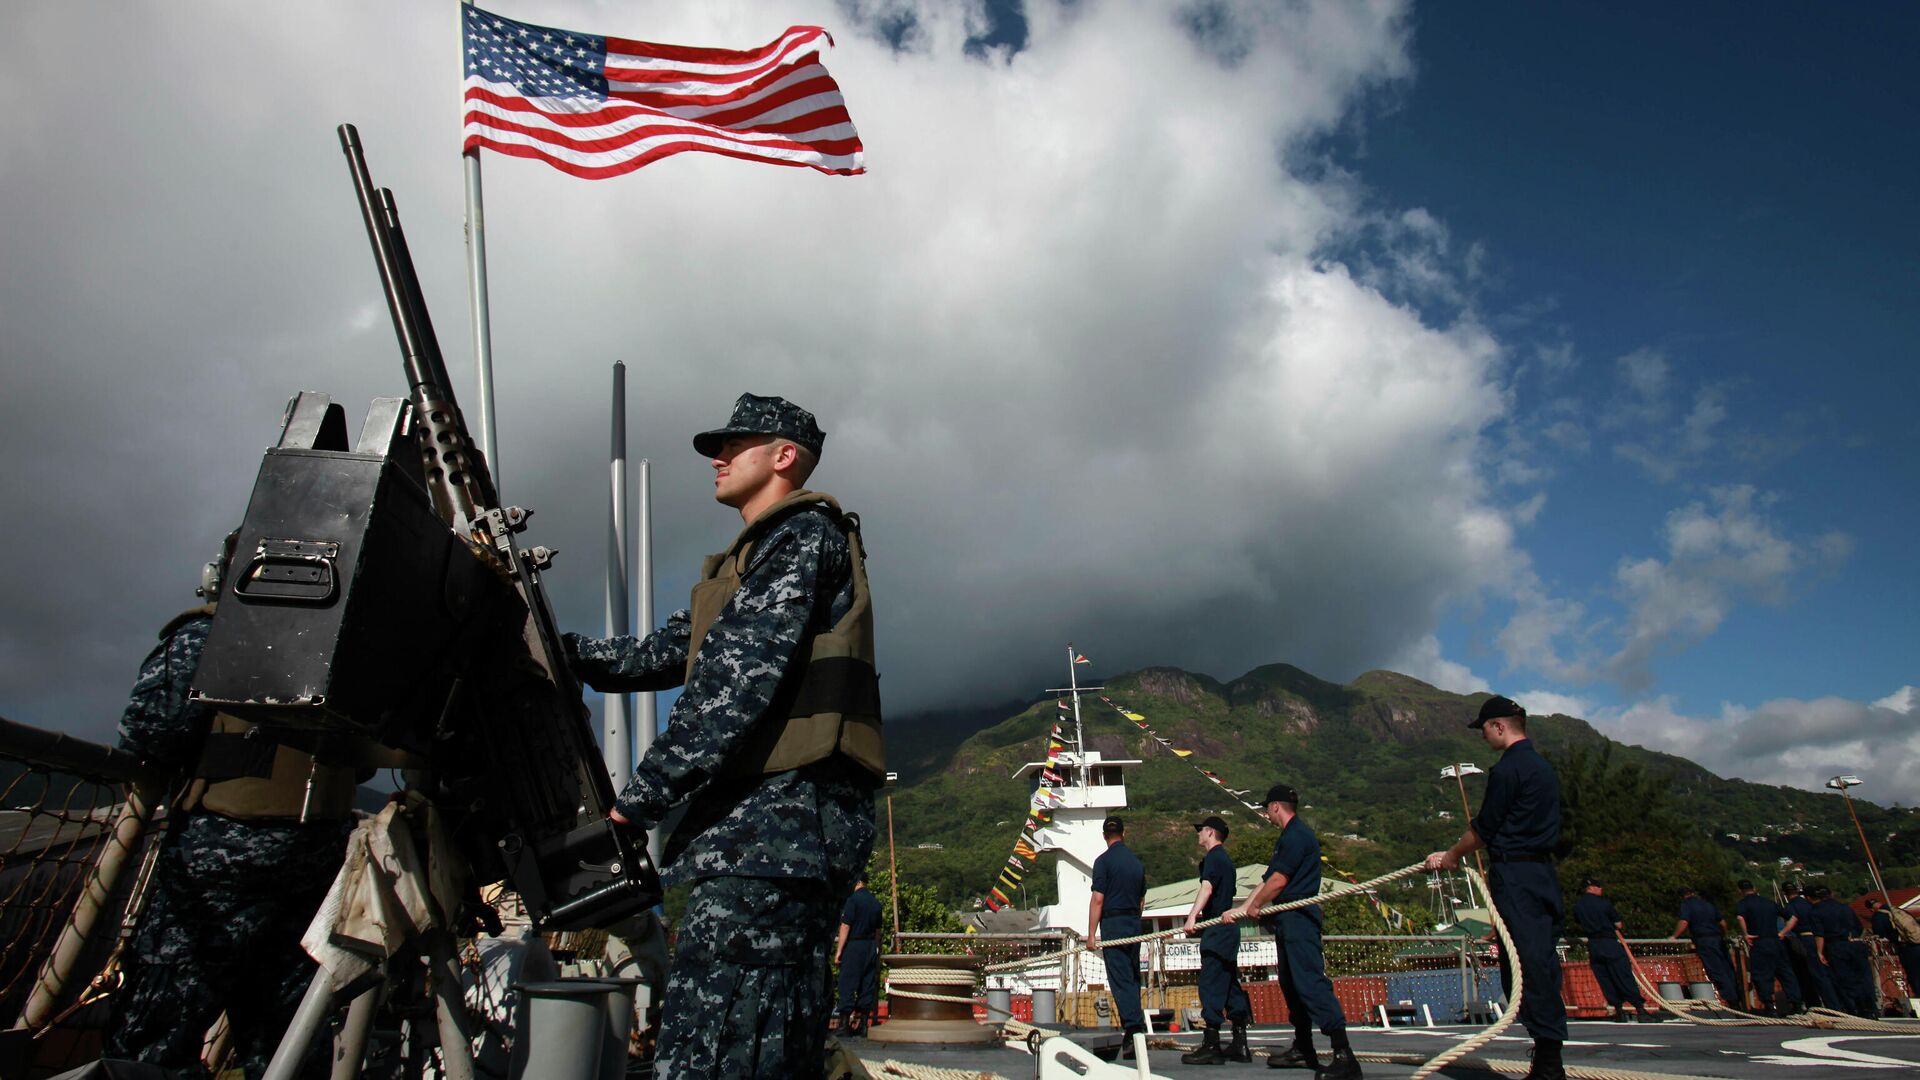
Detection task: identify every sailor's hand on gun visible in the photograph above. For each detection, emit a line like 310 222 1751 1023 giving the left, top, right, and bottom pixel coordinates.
608 807 633 826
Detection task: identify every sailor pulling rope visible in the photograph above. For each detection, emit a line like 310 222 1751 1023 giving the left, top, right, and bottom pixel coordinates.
870 863 1852 1080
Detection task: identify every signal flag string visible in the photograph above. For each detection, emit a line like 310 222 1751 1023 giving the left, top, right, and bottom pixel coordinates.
979 715 1076 911
1095 695 1418 932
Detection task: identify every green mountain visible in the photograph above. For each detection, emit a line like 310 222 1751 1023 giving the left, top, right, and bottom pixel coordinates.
884 663 1920 929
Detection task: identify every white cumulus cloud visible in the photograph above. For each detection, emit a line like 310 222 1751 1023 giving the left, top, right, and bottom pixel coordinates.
1588 687 1920 805
1496 485 1850 691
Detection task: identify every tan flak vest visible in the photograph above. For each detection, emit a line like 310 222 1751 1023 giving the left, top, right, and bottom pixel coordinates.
685 490 885 781
171 605 359 821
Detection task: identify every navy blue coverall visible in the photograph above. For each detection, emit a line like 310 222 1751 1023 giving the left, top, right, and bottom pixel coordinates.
1572 892 1644 1011
1092 840 1147 1033
1261 817 1349 1048
1677 895 1741 1005
1195 845 1251 1028
1787 894 1837 1009
1809 899 1876 1016
1733 893 1801 1011
1474 738 1568 1043
836 885 884 1022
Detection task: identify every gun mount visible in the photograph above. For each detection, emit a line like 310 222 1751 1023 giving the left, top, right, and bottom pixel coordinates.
188 124 658 931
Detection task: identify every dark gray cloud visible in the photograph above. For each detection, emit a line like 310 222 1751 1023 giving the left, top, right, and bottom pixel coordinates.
4 2 1756 753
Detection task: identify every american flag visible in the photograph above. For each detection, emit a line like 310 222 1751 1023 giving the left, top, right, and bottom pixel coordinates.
461 5 865 179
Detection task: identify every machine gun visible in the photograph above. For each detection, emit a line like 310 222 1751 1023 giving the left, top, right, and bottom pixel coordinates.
189 124 658 931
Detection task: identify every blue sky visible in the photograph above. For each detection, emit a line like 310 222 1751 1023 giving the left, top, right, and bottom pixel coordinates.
1327 3 1917 715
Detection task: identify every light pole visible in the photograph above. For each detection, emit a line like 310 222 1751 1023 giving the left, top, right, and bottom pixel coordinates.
884 771 901 952
1826 775 1891 907
1441 764 1488 907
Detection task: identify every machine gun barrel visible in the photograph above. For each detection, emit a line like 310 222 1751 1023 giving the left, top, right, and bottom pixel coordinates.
336 123 494 524
337 124 444 404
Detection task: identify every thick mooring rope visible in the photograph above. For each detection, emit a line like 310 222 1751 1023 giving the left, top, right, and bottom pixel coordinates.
878 863 1743 1080
1618 934 1917 1033
874 862 1920 1080
980 862 1433 973
1407 866 1519 1079
861 1061 1010 1080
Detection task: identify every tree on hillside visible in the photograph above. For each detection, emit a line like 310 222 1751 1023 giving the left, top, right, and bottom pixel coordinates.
1551 745 1739 936
863 850 965 947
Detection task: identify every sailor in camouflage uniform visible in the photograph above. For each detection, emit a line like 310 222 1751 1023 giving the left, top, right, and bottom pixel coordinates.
565 394 884 1079
107 537 355 1079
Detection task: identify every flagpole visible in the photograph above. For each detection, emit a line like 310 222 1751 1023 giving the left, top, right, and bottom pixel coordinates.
459 3 500 485
463 152 499 481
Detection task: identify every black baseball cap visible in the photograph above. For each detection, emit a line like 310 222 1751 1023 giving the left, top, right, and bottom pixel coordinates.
1193 815 1230 841
1102 815 1125 835
1470 695 1526 729
1583 877 1604 888
1264 784 1299 807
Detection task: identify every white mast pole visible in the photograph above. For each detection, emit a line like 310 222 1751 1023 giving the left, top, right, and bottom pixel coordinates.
635 459 660 862
602 363 633 788
1068 644 1087 789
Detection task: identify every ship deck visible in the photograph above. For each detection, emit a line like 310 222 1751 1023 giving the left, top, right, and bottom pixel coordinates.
842 1017 1920 1078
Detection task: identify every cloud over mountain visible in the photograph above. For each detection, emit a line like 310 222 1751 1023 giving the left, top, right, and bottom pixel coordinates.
1518 686 1920 805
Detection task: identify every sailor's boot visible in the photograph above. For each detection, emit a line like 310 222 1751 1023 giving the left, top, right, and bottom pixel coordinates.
1314 1046 1363 1079
1181 1025 1226 1065
1523 1039 1566 1080
1226 1014 1253 1062
1267 1040 1319 1069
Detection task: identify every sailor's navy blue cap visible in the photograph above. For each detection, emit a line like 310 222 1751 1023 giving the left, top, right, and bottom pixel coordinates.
1193 815 1230 841
1470 695 1526 730
693 393 825 458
